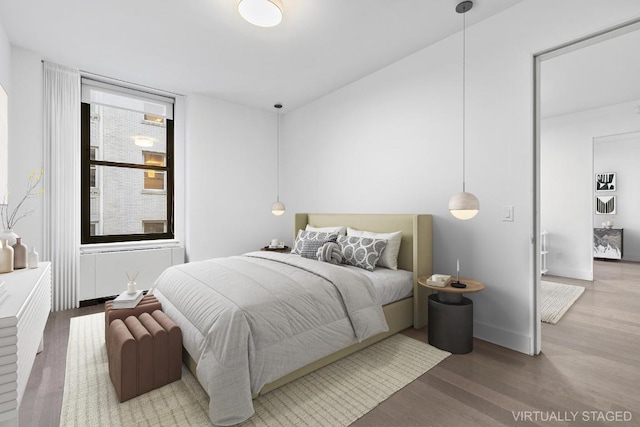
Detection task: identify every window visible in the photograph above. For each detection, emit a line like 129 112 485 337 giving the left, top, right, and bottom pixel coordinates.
143 151 165 191
81 79 174 244
143 114 165 125
142 220 167 234
89 147 97 188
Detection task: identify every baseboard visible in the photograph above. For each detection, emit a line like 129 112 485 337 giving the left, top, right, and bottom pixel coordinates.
545 266 592 281
622 252 640 262
474 321 533 355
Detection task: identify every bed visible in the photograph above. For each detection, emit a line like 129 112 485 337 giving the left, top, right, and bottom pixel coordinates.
151 213 432 425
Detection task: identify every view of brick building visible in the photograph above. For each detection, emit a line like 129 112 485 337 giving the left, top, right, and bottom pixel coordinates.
88 105 168 236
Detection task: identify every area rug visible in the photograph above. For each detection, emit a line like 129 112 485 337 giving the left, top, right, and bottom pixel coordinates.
541 281 585 324
60 313 450 426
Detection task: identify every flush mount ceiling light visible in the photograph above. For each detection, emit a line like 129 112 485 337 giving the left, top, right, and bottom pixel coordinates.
271 104 285 216
448 0 480 221
134 136 155 148
238 0 283 27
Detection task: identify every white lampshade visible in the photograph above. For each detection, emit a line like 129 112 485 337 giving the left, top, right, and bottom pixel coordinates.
271 200 285 216
238 0 283 27
448 191 479 220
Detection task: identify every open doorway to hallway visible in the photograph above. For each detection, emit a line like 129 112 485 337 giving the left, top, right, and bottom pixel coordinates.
535 21 640 353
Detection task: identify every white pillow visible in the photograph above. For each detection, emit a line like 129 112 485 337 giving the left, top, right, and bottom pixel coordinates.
347 227 402 270
305 224 347 236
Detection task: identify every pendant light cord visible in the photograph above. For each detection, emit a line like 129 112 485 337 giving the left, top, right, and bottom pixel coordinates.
462 9 466 193
276 106 281 202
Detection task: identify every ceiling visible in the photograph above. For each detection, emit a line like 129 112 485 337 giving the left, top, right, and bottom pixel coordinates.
0 0 522 112
541 27 640 119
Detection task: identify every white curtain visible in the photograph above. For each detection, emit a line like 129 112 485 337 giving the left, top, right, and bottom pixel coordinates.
43 62 81 311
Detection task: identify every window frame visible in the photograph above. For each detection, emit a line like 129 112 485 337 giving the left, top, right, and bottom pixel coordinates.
80 102 175 244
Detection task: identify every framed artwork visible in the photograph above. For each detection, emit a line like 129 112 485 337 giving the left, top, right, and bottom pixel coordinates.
595 172 616 192
595 195 616 215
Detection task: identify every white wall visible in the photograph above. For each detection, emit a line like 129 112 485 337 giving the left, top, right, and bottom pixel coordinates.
283 0 640 354
0 22 11 210
186 95 290 261
594 131 640 261
0 21 9 89
541 101 640 279
7 48 43 253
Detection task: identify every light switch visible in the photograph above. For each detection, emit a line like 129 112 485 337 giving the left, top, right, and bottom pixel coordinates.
503 206 514 222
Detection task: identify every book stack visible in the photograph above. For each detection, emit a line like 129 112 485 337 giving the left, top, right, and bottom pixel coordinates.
112 289 144 309
426 274 452 288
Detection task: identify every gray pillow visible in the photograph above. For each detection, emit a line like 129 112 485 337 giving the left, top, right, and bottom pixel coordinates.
337 235 387 271
300 238 332 259
292 230 339 255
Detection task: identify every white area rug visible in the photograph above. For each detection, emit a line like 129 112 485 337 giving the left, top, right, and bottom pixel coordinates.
541 281 585 324
60 313 450 426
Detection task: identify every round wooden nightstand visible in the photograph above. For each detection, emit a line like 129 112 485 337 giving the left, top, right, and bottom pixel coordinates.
418 276 485 354
260 246 291 254
418 276 484 303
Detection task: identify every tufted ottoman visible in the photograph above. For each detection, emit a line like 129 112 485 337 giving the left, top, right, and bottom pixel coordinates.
107 310 182 402
105 294 162 348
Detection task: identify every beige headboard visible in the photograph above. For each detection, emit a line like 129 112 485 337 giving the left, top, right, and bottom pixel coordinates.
294 213 432 328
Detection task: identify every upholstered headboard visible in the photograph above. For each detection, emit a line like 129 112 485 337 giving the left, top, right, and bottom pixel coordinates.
294 213 432 328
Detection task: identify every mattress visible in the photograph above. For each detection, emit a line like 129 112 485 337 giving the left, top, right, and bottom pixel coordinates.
342 265 414 305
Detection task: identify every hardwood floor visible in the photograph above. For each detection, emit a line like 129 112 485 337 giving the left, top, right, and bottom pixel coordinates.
19 304 103 427
20 261 640 426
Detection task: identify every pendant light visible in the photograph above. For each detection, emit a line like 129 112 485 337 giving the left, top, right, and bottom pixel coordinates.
449 1 479 220
238 0 283 28
271 104 285 216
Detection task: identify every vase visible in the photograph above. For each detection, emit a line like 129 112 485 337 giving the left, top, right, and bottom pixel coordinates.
0 229 18 247
127 280 137 294
28 247 39 269
0 239 14 274
12 237 27 269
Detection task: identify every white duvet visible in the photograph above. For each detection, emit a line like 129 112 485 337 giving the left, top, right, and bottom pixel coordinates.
152 251 388 426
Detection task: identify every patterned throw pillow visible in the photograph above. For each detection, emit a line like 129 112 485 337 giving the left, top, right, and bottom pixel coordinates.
292 230 339 255
347 228 402 270
300 238 333 259
337 235 388 271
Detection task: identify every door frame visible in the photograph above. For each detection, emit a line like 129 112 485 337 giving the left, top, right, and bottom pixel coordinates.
532 18 640 355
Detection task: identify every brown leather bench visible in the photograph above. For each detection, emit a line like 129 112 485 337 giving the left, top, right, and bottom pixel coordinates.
108 310 182 402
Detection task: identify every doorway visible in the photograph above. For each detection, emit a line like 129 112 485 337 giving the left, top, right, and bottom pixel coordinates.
533 20 640 354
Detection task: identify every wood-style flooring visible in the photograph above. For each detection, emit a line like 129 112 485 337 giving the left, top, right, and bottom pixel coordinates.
20 260 640 426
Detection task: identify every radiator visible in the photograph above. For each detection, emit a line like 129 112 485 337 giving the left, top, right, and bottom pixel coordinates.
80 246 184 301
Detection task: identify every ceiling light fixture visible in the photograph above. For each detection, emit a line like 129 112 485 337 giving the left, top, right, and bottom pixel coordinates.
449 1 480 221
134 136 155 148
238 0 283 28
271 104 285 216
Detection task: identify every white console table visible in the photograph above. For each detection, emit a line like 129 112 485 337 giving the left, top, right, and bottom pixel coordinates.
0 262 52 427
